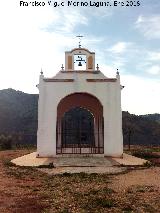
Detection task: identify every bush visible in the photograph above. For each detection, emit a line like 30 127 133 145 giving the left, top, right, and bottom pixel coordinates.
0 135 12 150
132 150 159 159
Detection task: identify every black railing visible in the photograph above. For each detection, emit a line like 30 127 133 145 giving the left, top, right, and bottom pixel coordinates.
56 107 104 154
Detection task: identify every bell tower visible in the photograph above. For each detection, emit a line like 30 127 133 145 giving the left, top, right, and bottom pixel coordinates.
65 38 95 71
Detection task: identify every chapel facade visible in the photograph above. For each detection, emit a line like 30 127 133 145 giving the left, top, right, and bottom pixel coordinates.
37 46 123 157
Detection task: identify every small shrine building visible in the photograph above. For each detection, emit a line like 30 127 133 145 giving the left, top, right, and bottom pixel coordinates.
37 45 123 157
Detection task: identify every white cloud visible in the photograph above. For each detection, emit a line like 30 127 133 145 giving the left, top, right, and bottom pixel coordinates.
135 15 160 39
52 9 88 33
103 42 134 72
121 75 160 115
148 51 160 61
138 51 160 76
100 64 116 77
136 15 143 24
0 0 90 93
108 42 130 54
146 65 160 75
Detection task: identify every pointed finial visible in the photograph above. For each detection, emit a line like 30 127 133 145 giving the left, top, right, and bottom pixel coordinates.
61 64 64 71
76 35 83 48
40 68 43 75
116 68 119 75
96 64 99 71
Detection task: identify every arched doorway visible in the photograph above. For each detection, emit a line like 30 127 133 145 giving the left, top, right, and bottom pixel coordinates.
56 93 104 154
62 107 95 149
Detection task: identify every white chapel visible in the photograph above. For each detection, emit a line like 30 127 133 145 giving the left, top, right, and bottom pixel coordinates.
36 44 123 157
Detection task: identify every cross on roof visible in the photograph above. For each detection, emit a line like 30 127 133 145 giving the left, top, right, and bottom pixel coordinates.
76 35 84 48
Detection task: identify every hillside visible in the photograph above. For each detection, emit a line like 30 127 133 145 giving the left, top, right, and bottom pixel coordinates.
140 113 160 124
0 89 38 144
123 111 160 146
0 89 160 145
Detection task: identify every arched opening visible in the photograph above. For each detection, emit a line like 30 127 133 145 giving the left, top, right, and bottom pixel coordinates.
62 107 95 149
56 93 104 154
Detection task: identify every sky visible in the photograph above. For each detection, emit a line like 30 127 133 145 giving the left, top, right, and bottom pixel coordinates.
0 0 160 115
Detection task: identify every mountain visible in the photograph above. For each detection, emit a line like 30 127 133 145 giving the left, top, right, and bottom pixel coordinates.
0 89 38 144
140 114 160 124
122 111 160 146
0 89 160 146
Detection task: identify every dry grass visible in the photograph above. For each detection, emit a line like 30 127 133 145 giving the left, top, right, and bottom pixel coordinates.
124 145 160 166
0 148 160 213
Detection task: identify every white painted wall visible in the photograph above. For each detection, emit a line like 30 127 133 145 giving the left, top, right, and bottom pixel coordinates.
37 71 123 157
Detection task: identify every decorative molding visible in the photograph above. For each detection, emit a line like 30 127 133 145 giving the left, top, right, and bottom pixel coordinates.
86 79 117 82
66 48 95 54
43 79 74 82
60 71 100 74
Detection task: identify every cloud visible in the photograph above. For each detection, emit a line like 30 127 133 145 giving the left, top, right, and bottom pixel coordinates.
0 0 90 93
45 9 89 33
61 11 88 32
104 42 136 73
148 51 160 61
146 65 160 75
100 64 116 77
135 15 160 39
137 51 160 76
108 42 130 54
121 75 160 115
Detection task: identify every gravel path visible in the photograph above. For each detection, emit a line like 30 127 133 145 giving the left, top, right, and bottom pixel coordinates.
38 166 126 175
109 167 160 191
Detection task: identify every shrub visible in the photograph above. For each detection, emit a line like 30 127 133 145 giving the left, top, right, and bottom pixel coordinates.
0 135 12 150
94 198 115 208
132 150 159 159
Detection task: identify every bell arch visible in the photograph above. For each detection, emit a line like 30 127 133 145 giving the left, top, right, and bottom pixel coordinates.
56 93 104 154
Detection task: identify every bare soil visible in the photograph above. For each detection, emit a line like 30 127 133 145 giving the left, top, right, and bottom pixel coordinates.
0 149 160 213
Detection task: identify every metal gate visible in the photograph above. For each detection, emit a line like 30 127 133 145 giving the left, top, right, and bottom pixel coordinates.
56 107 104 154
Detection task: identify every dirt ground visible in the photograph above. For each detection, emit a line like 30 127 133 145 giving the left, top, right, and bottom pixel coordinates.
0 149 160 213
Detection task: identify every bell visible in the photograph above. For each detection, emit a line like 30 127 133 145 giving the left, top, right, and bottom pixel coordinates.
78 61 82 66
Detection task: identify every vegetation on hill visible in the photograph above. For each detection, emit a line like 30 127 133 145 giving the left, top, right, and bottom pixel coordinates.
123 111 160 146
0 89 38 147
140 113 160 124
0 89 160 146
0 89 38 134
